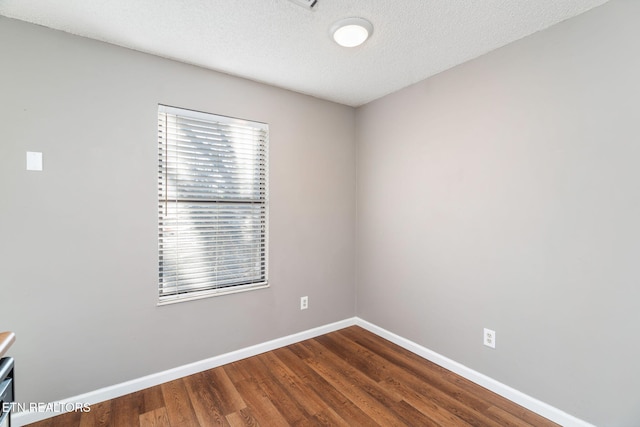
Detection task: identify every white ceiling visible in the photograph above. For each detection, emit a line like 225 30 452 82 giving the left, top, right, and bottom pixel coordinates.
0 0 608 107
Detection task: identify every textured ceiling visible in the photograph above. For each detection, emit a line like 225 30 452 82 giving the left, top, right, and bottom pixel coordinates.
0 0 608 106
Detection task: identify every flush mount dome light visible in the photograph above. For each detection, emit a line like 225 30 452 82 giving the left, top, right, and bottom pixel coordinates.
331 17 373 47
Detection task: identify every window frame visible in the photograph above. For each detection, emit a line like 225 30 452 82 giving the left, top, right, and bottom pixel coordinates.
157 104 269 305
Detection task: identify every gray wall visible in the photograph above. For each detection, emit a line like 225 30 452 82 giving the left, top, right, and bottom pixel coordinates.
0 17 355 404
355 1 639 425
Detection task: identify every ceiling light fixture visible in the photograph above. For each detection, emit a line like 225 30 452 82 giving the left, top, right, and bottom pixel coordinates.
331 17 373 48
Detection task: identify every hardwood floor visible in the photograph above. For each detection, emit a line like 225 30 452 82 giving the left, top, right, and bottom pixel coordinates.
26 326 559 426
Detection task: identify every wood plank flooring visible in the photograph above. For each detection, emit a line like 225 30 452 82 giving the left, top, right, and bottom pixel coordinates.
26 326 559 426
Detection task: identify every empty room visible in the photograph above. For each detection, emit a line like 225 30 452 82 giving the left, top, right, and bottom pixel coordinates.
1 0 638 426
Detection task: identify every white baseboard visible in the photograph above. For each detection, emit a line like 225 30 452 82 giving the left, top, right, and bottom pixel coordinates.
14 316 593 427
12 317 357 426
354 318 595 427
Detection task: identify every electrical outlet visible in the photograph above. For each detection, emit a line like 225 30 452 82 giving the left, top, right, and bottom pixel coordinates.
483 328 496 349
300 296 309 310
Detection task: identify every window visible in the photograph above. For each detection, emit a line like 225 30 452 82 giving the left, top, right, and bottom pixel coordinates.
158 105 268 304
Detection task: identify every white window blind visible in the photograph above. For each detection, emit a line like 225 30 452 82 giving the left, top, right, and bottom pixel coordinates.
158 105 268 304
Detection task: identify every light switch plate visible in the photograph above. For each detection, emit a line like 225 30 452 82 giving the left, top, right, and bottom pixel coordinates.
26 151 43 171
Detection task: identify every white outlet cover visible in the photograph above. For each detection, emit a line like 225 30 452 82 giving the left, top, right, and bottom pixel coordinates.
484 328 496 349
26 151 43 171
